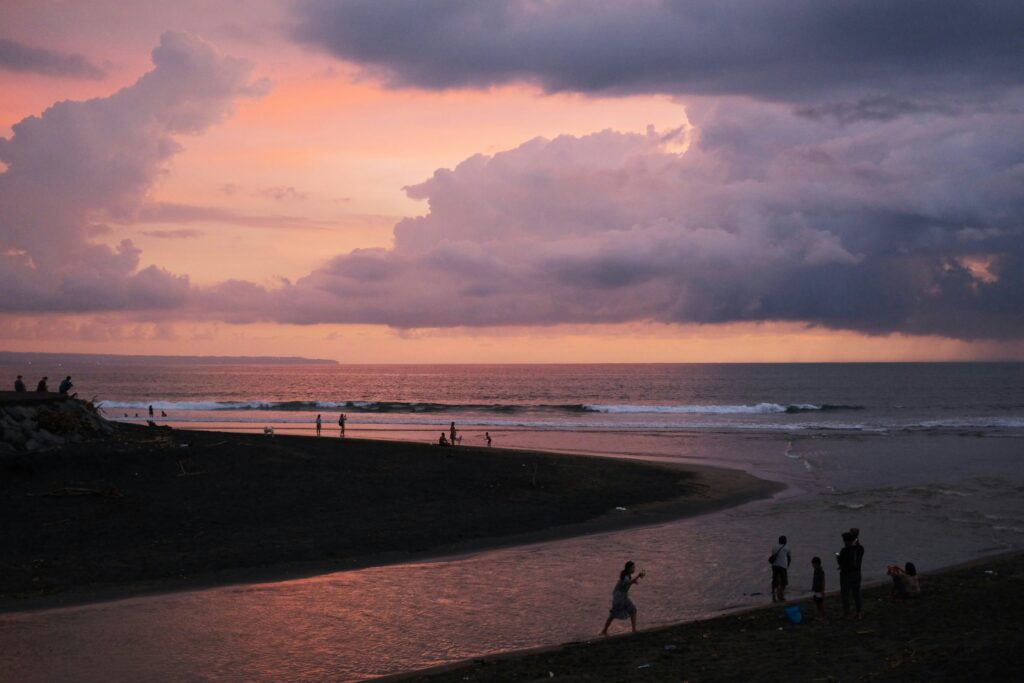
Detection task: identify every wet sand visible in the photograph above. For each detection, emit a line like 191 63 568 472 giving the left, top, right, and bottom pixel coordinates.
393 551 1024 683
0 423 779 610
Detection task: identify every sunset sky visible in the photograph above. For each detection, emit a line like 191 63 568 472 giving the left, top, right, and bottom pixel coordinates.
2 0 1022 362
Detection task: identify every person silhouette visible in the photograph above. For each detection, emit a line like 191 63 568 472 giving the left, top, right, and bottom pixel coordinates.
36 376 49 392
770 534 792 602
316 414 322 436
838 530 865 619
485 432 492 447
59 376 73 395
149 405 154 417
449 421 457 445
338 413 346 436
14 375 26 392
601 561 644 635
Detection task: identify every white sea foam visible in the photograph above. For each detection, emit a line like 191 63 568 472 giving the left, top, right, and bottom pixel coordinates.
583 402 818 414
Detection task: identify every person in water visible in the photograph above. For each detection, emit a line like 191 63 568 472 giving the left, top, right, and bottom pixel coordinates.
14 375 26 392
601 560 644 635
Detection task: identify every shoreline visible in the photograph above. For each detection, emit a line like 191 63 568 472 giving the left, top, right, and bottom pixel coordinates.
1 424 781 614
387 549 1024 682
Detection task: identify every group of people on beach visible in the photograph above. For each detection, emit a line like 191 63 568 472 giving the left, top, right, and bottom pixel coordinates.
438 422 492 447
314 413 346 437
12 374 74 395
771 527 919 621
602 527 921 635
769 528 880 621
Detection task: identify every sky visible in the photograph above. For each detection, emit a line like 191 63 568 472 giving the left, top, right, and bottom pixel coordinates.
1 0 1022 362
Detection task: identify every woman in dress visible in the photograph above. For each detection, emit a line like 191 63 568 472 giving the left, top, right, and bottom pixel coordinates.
600 560 644 635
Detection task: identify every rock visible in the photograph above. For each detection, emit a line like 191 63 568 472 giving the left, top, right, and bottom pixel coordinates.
9 406 35 421
0 398 113 451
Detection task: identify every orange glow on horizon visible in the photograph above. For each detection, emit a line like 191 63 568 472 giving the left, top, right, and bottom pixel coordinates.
1 318 1021 364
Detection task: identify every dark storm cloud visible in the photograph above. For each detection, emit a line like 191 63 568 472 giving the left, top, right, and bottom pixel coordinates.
291 0 1024 102
0 37 106 79
211 104 1024 339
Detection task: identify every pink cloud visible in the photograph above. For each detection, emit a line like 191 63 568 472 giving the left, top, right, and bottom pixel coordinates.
0 32 267 312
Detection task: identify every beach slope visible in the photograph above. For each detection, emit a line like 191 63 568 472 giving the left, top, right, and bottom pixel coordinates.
1 421 777 608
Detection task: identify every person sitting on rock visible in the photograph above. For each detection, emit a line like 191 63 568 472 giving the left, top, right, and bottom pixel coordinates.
14 375 26 392
36 376 49 392
59 376 73 395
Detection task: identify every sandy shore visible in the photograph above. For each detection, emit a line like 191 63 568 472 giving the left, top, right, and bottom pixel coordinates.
391 551 1024 682
0 423 779 611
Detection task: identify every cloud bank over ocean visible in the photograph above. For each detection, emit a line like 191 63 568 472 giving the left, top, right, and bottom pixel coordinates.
2 4 1022 344
212 106 1024 338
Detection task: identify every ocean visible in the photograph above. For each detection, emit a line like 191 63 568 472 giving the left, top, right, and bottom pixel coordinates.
3 362 1023 681
31 361 1024 437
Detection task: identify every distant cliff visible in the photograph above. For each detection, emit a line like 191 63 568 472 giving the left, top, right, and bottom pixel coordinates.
0 352 338 366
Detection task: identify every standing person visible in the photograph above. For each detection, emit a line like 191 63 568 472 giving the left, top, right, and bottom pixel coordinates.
36 376 48 392
315 414 322 436
449 421 457 445
338 413 346 436
600 561 644 635
485 432 492 447
838 531 865 619
58 376 73 395
14 375 26 392
769 535 792 602
149 405 154 417
811 556 826 620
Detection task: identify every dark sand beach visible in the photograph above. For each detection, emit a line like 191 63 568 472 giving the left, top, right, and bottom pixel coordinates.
0 416 777 609
393 552 1024 682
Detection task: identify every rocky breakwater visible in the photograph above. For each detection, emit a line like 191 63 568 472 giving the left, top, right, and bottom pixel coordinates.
0 394 113 454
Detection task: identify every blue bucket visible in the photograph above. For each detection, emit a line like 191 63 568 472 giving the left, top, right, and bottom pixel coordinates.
784 605 803 624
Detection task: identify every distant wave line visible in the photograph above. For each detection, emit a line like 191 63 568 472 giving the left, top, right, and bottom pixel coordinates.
96 399 864 415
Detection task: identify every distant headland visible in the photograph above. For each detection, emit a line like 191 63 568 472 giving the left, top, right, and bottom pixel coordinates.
0 351 338 366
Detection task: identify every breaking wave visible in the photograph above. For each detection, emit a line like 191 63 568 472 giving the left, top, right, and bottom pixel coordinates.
583 403 862 414
97 399 864 415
